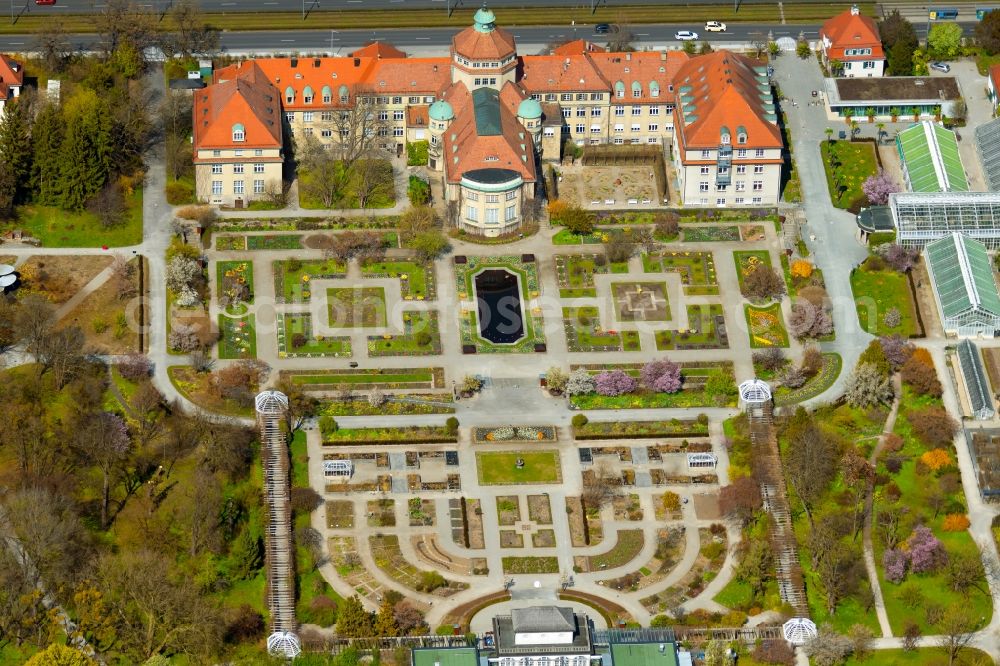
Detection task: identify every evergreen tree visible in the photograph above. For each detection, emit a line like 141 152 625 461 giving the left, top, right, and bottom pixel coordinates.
60 89 114 210
31 103 65 205
373 597 399 636
230 526 263 580
335 595 374 637
0 100 32 214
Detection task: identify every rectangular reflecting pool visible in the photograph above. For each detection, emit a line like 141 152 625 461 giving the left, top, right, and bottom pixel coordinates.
474 268 525 344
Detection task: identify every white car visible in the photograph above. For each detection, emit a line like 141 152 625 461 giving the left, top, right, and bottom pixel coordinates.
705 21 726 32
674 30 699 41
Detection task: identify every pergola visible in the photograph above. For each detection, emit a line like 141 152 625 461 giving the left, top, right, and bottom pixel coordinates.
781 617 817 645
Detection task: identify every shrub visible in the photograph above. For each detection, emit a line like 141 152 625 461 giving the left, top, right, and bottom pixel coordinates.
942 514 970 531
754 640 795 665
919 448 952 471
571 414 589 427
445 416 459 435
415 570 446 592
640 359 682 393
319 415 338 435
883 548 908 583
166 180 194 205
118 353 152 382
406 140 429 166
883 307 901 328
407 176 430 206
906 526 947 573
594 370 638 396
908 406 958 448
901 354 941 397
415 330 433 347
653 212 679 238
566 368 596 396
790 259 813 279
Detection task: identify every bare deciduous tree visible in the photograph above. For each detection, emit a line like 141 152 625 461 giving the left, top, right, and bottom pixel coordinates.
581 461 621 509
92 0 160 59
165 0 220 57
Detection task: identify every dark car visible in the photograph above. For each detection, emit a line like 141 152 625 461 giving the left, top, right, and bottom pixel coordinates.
594 23 611 35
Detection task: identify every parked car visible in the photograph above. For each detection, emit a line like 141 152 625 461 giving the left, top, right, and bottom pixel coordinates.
674 30 699 41
594 23 611 35
929 61 951 73
704 21 726 32
34 0 56 5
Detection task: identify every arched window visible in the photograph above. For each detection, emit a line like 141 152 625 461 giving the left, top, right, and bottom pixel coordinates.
303 85 314 104
631 81 641 98
650 81 660 98
720 125 731 144
614 80 625 98
338 84 350 103
284 86 295 104
232 123 245 142
321 85 332 104
737 125 748 144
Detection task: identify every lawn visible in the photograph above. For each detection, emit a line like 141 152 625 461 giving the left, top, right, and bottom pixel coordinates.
733 250 772 293
476 450 562 485
745 303 790 348
279 313 351 357
563 306 641 352
642 250 717 295
842 648 994 665
773 353 842 405
218 314 257 359
247 234 303 250
502 556 560 574
570 367 738 409
820 140 878 209
361 259 435 300
327 286 387 328
273 258 346 302
553 228 603 245
654 304 728 350
299 159 395 209
367 311 442 356
586 529 644 570
554 253 626 298
292 371 434 386
851 261 919 336
4 188 143 247
216 260 254 314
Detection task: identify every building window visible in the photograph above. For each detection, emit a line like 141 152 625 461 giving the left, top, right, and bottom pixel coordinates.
720 133 731 144
211 180 222 195
590 93 602 101
647 137 658 144
408 96 420 104
392 96 402 104
754 165 764 174
486 194 499 203
213 150 221 157
303 127 313 137
736 181 746 192
738 133 747 144
632 88 641 98
591 126 602 134
393 128 404 137
576 108 587 117
254 149 263 156
755 149 765 157
303 112 314 123
630 124 640 132
614 124 624 133
211 164 222 174
254 179 265 194
378 111 389 121
543 128 555 137
753 180 763 191
505 190 517 201
736 165 747 174
321 112 334 121
321 129 333 138
632 106 642 116
234 149 243 157
752 197 762 204
649 106 659 116
591 108 602 117
234 180 244 195
700 166 710 175
576 124 585 134
576 93 587 101
486 208 498 224
323 93 332 103
232 124 245 142
545 93 557 102
699 181 709 192
562 108 571 119
736 149 747 158
254 163 265 173
735 197 744 204
466 206 478 221
393 110 404 121
863 61 875 69
561 93 573 101
716 183 727 192
701 150 711 159
648 124 658 132
466 191 479 201
505 204 516 221
716 197 726 205
234 164 244 174
286 112 295 123
613 137 624 144
614 106 625 116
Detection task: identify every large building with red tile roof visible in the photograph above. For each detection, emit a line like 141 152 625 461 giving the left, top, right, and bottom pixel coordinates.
0 54 24 112
193 7 783 219
820 5 885 78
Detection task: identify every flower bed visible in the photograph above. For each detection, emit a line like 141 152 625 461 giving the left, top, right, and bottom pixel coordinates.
654 304 728 351
502 557 560 574
361 259 436 300
215 235 247 251
555 253 627 298
318 395 455 416
218 314 256 359
682 225 740 242
216 260 254 314
733 250 772 293
367 311 442 356
273 258 346 303
327 286 387 328
744 303 790 348
246 234 303 250
569 365 737 409
283 367 444 389
277 313 352 357
572 419 709 440
641 250 718 295
473 425 557 443
322 426 456 445
774 353 842 406
563 306 641 353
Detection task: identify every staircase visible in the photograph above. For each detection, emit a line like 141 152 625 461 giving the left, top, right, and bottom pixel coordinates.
749 406 810 617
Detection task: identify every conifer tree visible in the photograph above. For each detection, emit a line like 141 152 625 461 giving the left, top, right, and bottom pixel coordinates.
31 103 65 205
0 100 32 216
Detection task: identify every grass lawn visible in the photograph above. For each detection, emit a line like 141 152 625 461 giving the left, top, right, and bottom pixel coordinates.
553 228 603 245
218 314 257 359
643 250 718 294
216 260 254 314
774 353 842 405
502 556 560 574
368 311 441 356
655 304 727 350
587 529 644 570
555 253 621 298
247 234 302 250
476 450 562 485
299 160 395 209
6 188 143 247
745 303 790 348
274 258 346 302
563 306 641 352
851 262 919 336
843 648 994 665
362 259 435 299
820 140 878 209
167 365 254 417
327 287 387 328
280 313 351 356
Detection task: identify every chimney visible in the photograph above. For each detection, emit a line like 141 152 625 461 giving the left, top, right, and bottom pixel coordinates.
291 57 298 68
626 52 631 61
354 58 361 67
661 51 667 61
314 58 321 67
433 65 438 72
850 3 859 14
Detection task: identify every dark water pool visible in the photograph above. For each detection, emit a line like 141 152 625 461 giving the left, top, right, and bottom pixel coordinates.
474 269 525 344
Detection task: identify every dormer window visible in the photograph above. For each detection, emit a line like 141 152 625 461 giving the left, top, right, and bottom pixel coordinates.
232 123 245 142
721 134 730 144
285 86 295 104
303 85 314 104
738 133 747 144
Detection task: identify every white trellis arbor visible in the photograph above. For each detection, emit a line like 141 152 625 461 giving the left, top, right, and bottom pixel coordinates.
739 378 772 421
781 617 817 645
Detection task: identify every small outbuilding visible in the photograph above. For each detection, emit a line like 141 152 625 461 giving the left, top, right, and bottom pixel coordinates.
924 233 1000 337
956 339 995 420
896 121 968 193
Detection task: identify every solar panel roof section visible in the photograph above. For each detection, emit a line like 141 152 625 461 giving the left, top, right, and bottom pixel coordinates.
975 117 1000 192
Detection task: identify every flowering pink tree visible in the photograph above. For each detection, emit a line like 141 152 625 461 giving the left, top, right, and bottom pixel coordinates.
879 335 914 370
906 526 947 573
862 169 901 205
594 370 638 396
883 548 908 583
640 359 682 393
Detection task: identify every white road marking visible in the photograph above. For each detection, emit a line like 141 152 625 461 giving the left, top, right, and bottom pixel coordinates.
415 37 430 40
281 39 295 42
221 2 236 5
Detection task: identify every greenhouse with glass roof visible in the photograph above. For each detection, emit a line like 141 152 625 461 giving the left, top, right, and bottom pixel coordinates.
924 233 1000 337
897 121 968 193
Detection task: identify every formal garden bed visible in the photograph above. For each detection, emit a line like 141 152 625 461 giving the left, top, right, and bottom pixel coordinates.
325 500 354 529
368 311 442 356
502 556 560 574
527 495 553 524
654 304 728 351
456 255 545 354
851 258 920 336
640 526 727 613
567 496 603 547
602 526 686 592
744 303 790 348
167 365 254 417
682 225 740 242
273 258 346 303
322 425 457 446
476 450 562 485
216 234 303 251
217 314 256 359
611 281 670 322
572 419 709 440
820 139 878 210
368 499 396 527
216 260 254 315
318 394 455 416
563 306 642 352
773 353 842 406
362 258 437 300
277 313 352 357
733 250 772 294
328 286 388 328
282 366 444 390
554 253 627 298
368 534 467 596
568 362 738 409
576 529 644 572
496 496 521 526
642 250 718 295
473 425 557 443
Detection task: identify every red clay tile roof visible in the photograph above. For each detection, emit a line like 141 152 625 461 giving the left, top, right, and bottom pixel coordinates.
407 105 429 127
519 54 609 93
991 64 1000 94
552 40 606 55
590 50 688 104
439 81 535 184
672 50 781 153
452 24 517 60
231 56 380 110
194 61 282 152
368 57 451 95
350 42 408 59
0 54 24 101
820 8 884 60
